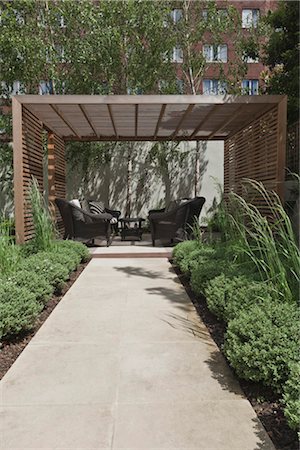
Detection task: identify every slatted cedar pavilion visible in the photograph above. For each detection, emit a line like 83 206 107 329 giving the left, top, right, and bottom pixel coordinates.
12 94 287 243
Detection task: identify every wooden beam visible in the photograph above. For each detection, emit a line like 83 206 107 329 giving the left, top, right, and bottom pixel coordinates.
16 94 285 106
64 134 224 142
50 104 80 138
79 104 98 137
12 97 25 244
276 96 287 201
154 104 166 139
107 104 118 137
207 105 244 140
190 104 220 139
135 104 138 138
171 104 195 139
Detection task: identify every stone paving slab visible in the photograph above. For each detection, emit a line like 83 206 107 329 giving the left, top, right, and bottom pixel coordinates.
0 257 275 450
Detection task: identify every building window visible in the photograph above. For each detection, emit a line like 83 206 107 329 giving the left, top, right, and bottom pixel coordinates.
243 54 259 63
171 9 182 23
39 80 54 95
242 9 259 28
203 79 227 95
1 81 25 97
172 47 183 63
242 79 259 95
203 44 227 63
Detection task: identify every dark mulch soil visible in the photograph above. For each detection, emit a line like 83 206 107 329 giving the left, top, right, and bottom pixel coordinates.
0 261 89 380
171 260 298 450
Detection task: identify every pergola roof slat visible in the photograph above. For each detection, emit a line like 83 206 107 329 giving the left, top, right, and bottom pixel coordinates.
13 95 285 142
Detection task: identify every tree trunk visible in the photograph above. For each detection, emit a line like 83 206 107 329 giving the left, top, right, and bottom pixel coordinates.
125 146 132 216
194 141 200 197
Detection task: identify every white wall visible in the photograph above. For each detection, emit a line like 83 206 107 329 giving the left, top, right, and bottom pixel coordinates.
66 140 224 223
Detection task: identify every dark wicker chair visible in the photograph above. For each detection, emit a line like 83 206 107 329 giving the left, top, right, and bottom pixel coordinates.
55 198 113 246
148 197 205 246
86 200 121 234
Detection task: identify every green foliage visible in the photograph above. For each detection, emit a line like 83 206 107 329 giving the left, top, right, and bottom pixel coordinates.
283 363 300 431
54 239 90 262
224 301 299 391
0 220 20 275
172 240 201 264
264 1 299 123
6 271 53 305
0 282 42 340
205 274 277 322
179 245 216 277
49 247 81 273
19 253 69 290
190 255 226 296
229 180 300 302
28 177 56 252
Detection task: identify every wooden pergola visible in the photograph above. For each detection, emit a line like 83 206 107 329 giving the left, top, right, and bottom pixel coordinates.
12 94 287 243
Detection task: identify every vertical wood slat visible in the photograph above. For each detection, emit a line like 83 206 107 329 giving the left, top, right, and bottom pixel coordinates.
224 104 286 215
48 133 66 236
14 103 44 243
13 98 25 244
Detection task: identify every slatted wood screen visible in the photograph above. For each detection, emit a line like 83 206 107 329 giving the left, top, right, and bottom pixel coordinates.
48 133 66 236
21 107 44 241
224 102 286 214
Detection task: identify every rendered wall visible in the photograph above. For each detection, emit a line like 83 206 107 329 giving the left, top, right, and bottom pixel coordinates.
66 140 224 222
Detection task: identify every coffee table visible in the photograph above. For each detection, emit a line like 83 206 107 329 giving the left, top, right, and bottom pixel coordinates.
119 217 145 241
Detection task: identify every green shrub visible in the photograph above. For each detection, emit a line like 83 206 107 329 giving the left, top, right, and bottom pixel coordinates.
283 363 300 431
179 246 216 276
224 301 299 391
172 240 200 264
19 253 69 289
205 274 276 322
0 282 42 339
54 239 90 262
6 270 53 305
0 221 20 275
47 247 81 272
190 256 226 296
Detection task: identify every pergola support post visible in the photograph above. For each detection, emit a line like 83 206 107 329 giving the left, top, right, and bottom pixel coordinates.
12 97 25 244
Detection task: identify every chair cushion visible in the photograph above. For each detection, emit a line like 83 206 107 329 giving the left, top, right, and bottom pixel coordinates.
70 199 84 221
89 201 105 214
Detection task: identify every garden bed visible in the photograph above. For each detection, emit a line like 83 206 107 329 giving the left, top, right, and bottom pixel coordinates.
0 260 89 380
172 262 298 450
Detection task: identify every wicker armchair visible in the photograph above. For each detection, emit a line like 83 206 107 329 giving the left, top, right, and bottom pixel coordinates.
55 198 113 246
148 197 205 246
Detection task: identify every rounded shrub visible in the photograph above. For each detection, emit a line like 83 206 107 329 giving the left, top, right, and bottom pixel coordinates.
7 270 54 305
224 300 299 391
179 246 216 276
172 240 201 264
54 240 90 262
283 363 300 431
19 253 69 289
0 282 42 339
49 247 81 272
190 256 226 296
205 274 276 322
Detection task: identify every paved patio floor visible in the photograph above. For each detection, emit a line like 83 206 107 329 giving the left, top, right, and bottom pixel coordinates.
0 254 275 449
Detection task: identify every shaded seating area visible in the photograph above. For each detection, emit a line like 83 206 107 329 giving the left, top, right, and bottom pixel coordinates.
55 198 113 246
11 95 287 244
149 197 205 246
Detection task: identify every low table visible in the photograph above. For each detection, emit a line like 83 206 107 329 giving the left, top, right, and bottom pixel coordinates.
119 217 145 241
